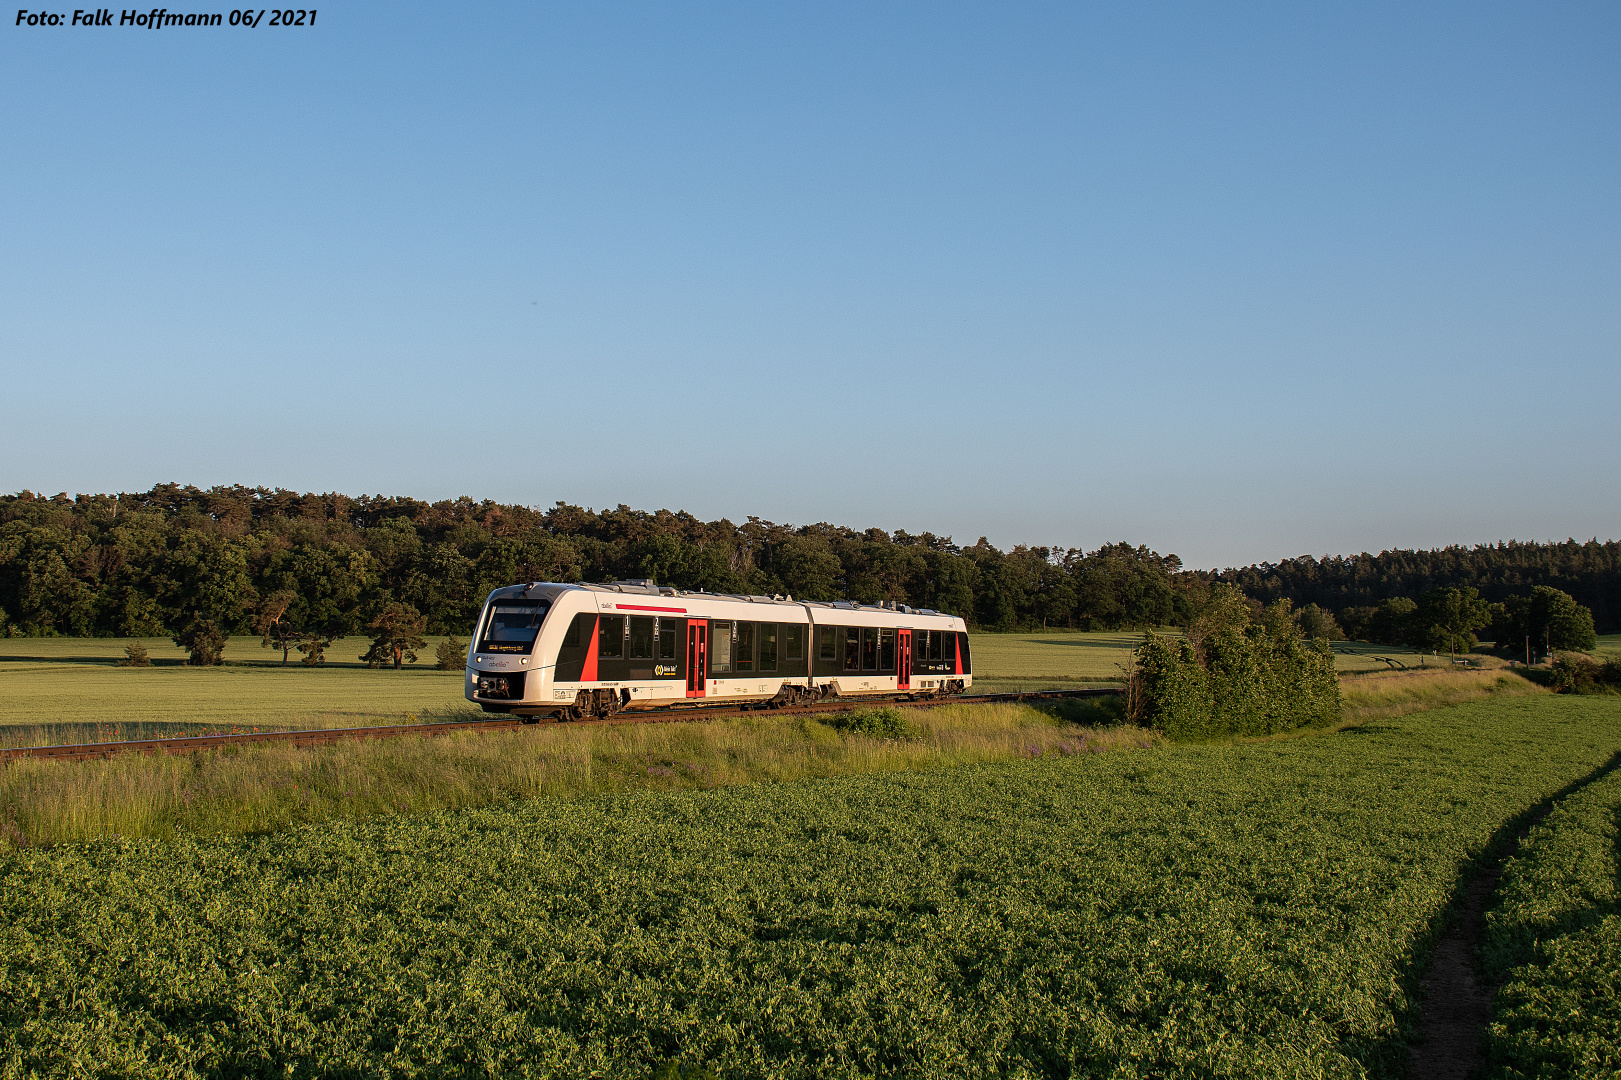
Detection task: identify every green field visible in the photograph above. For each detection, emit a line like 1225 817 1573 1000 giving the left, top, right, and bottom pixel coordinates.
0 637 477 746
3 695 1619 1077
1483 754 1621 1077
0 632 1518 748
1591 632 1621 658
973 630 1461 688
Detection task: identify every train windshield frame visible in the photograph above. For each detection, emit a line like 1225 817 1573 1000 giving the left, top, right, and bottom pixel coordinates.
477 599 552 654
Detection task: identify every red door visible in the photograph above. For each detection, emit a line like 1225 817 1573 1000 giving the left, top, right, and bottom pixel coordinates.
898 628 911 690
686 622 708 698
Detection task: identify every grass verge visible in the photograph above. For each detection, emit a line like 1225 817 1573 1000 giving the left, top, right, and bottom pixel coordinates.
0 703 1155 849
1339 666 1549 725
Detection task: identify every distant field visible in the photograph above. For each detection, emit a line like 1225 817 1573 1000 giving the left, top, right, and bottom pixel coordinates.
968 631 1143 691
974 630 1453 686
0 637 477 745
0 630 1483 744
1592 633 1621 657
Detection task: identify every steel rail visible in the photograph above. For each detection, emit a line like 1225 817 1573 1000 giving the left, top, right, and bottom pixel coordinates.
0 687 1123 764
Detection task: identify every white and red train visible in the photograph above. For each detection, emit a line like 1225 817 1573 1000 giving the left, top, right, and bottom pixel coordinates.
465 579 971 720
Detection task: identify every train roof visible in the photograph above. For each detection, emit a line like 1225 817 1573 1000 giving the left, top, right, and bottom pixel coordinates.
488 580 955 618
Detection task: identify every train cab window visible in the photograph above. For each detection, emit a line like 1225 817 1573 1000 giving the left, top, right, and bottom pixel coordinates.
958 633 971 672
736 622 756 672
843 627 860 671
784 625 804 662
861 627 877 670
477 598 552 654
819 627 837 662
657 619 678 660
879 628 895 671
759 624 778 671
710 620 732 674
628 616 655 659
598 616 625 659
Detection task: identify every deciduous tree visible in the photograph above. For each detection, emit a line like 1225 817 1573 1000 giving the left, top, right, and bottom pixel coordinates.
361 602 427 669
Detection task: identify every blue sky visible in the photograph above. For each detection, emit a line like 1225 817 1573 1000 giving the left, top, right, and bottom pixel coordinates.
3 2 1617 568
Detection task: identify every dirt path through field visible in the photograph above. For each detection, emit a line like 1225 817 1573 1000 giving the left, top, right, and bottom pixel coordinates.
1408 749 1621 1079
1407 861 1503 1079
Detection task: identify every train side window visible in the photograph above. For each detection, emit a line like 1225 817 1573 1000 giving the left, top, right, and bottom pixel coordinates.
879 627 895 670
861 627 877 670
736 622 755 672
628 616 654 659
843 627 860 671
784 624 804 662
710 620 732 673
958 632 971 672
657 619 678 660
759 623 778 671
819 627 837 661
563 614 584 649
598 616 624 659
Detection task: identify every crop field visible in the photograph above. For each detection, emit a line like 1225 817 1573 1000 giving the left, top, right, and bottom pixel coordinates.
973 631 1451 690
4 695 1620 1077
0 637 476 747
1592 632 1621 658
1483 753 1621 1078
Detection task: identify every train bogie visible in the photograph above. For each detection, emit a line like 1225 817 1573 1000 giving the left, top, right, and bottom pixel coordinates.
465 580 970 720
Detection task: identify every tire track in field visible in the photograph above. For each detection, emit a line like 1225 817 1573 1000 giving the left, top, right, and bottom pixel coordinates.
1408 748 1621 1079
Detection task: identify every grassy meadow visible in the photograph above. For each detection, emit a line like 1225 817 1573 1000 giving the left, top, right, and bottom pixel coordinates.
5 695 1621 1078
0 636 476 748
0 631 1527 751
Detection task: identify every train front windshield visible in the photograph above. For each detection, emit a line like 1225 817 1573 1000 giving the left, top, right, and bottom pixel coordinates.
477 599 552 653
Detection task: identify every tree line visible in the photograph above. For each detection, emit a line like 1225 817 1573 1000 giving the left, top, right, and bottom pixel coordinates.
5 487 1613 657
1213 540 1621 634
0 485 1196 643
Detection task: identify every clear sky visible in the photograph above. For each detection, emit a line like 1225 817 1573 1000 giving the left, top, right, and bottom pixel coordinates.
3 2 1617 569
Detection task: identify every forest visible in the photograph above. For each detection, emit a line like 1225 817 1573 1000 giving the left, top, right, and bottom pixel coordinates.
2 485 1616 640
1215 542 1621 635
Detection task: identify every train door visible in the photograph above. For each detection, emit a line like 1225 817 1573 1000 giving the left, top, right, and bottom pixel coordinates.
898 628 911 690
686 622 708 698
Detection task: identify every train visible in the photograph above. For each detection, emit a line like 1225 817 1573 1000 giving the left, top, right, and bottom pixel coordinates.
464 579 972 720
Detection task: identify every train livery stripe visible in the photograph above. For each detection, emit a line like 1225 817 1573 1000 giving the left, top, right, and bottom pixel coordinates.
580 616 600 682
614 604 688 613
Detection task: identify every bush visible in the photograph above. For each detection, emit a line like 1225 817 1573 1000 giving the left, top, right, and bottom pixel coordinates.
1549 655 1621 695
436 637 467 671
172 618 226 666
298 636 330 665
1131 626 1341 740
116 642 151 667
826 706 917 740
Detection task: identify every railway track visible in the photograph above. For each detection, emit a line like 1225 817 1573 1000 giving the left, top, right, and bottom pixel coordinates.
0 688 1123 764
